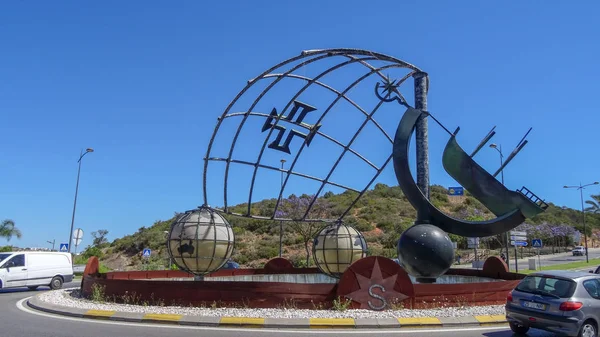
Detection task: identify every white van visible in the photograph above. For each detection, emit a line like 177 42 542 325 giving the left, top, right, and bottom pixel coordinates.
0 251 74 290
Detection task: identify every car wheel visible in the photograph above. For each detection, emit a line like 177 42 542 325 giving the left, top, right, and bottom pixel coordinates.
49 276 63 290
509 322 529 335
580 320 597 337
27 286 38 290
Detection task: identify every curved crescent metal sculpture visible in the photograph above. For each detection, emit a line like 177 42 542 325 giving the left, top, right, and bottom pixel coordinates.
392 107 548 237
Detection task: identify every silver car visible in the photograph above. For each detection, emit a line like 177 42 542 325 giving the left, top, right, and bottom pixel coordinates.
574 246 586 256
506 270 600 337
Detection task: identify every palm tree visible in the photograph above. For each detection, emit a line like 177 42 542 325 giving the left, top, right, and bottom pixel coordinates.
0 219 22 242
586 195 600 214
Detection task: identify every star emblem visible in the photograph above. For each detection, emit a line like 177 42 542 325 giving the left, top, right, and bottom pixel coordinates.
344 258 409 310
374 75 407 106
380 74 400 98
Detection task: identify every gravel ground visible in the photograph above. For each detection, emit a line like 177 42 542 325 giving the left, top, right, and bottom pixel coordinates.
37 287 506 319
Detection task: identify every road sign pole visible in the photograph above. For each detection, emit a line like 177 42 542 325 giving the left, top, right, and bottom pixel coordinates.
514 244 519 272
505 232 510 270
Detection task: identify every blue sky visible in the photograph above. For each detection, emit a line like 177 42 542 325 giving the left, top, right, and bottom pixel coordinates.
1 1 599 248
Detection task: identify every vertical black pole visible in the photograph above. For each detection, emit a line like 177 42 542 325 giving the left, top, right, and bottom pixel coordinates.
498 145 510 270
68 150 83 253
514 241 519 272
413 72 429 200
279 159 286 258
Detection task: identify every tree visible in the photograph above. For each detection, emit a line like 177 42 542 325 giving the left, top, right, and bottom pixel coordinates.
277 195 332 266
91 229 109 247
0 219 22 242
585 195 600 214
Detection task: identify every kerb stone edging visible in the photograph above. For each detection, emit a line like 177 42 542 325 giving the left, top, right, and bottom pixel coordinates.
26 294 508 329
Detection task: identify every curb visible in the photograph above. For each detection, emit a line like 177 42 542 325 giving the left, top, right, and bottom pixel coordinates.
27 294 508 329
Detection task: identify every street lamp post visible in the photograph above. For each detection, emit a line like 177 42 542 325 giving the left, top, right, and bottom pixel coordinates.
564 181 599 263
68 148 94 253
489 143 511 269
279 159 286 258
47 239 55 251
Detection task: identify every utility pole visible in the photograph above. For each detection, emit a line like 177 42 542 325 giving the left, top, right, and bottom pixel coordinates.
279 159 286 257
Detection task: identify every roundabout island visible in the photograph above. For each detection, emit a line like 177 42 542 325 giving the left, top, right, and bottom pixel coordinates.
76 48 545 316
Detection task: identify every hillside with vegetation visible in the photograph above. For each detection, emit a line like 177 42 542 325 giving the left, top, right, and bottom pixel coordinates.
82 184 600 271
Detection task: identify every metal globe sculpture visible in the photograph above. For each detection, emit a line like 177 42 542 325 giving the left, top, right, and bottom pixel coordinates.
312 222 367 278
196 48 548 282
167 206 235 276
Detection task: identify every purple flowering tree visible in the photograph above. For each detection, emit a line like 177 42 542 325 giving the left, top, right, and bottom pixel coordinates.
514 222 575 252
276 194 331 266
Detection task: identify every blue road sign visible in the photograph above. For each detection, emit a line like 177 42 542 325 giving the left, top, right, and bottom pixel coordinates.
532 239 543 248
511 241 528 247
59 243 69 252
142 248 151 258
448 187 464 196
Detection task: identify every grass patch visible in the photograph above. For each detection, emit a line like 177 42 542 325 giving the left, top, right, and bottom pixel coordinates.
519 258 600 274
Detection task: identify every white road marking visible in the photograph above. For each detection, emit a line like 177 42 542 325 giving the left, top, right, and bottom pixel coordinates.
16 297 508 334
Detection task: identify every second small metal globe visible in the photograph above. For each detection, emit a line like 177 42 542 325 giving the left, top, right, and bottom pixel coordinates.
312 222 367 278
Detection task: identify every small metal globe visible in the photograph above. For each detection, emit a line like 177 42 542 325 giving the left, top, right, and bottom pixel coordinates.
312 222 367 278
397 223 454 282
167 206 235 276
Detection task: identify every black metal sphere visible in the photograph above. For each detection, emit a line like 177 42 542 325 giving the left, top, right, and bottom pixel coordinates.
397 224 454 282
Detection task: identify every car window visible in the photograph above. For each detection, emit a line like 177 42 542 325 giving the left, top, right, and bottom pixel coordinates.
583 279 600 299
3 254 25 268
516 276 541 292
0 253 11 263
516 275 576 298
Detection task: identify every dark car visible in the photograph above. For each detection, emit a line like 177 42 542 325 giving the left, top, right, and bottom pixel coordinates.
506 270 600 337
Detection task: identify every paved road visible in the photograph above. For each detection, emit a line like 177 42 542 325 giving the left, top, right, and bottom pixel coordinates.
0 281 564 337
459 248 600 272
513 248 600 273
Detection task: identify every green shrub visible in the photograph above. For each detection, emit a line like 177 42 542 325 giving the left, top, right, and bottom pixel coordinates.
376 219 394 232
257 246 278 259
82 246 104 259
354 218 373 232
289 254 308 268
232 227 245 236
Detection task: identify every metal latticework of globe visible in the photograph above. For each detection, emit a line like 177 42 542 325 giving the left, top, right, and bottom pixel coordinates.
167 206 235 276
202 49 420 225
312 222 367 278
